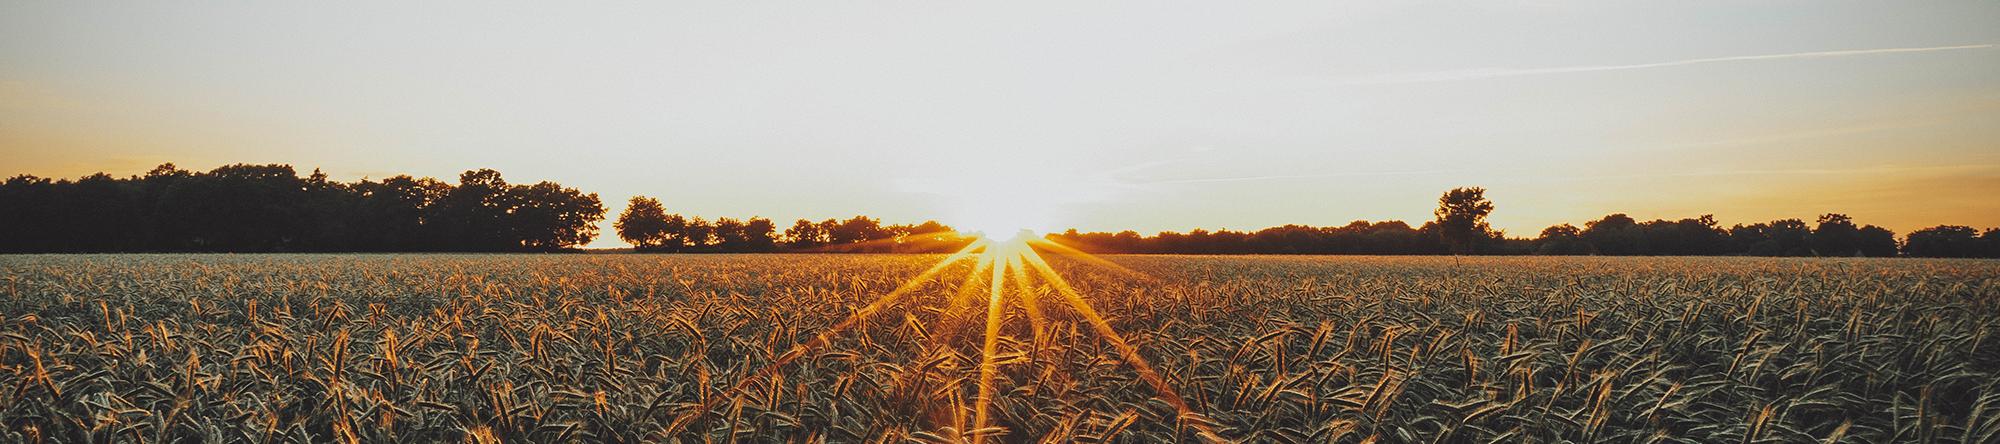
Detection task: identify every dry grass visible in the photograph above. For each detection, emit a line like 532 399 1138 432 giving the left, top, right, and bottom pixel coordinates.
1 254 1997 442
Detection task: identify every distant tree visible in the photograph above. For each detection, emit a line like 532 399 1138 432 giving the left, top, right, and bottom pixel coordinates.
910 220 952 235
1370 221 1436 254
297 169 359 251
713 217 749 251
1685 215 1729 254
0 175 59 252
1624 215 1727 256
742 217 779 252
659 214 689 251
785 219 827 249
1811 213 1861 256
1727 222 1770 255
154 164 308 251
1904 225 1982 257
432 169 514 251
1432 187 1496 254
10 161 1992 258
1583 214 1642 255
616 196 673 251
352 175 448 251
829 216 886 245
816 218 840 242
1765 219 1813 256
682 217 714 250
1249 225 1321 254
884 221 955 252
506 181 604 250
1534 224 1593 255
0 162 614 253
1856 225 1898 257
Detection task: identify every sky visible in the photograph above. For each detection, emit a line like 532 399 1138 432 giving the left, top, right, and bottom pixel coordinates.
3 1 1997 248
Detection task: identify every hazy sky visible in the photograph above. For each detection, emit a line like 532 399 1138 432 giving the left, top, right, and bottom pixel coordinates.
4 1 1997 247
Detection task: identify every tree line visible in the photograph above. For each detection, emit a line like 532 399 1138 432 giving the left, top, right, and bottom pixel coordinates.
4 165 1997 257
614 196 970 253
1050 188 2000 258
0 163 603 252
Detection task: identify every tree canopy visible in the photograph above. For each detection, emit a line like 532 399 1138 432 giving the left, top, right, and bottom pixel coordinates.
0 164 602 252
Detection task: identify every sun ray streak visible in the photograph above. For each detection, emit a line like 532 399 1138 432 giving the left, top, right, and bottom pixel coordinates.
673 232 1224 441
1028 237 1155 281
803 230 971 253
930 254 994 349
668 239 990 433
972 248 1009 443
1005 252 1048 352
1018 250 1226 441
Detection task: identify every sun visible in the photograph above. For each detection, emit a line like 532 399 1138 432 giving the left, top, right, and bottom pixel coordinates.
948 197 1059 240
968 227 1035 243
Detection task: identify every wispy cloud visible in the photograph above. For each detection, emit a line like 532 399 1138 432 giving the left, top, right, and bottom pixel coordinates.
1550 163 2000 182
1131 170 1454 185
1344 43 1995 84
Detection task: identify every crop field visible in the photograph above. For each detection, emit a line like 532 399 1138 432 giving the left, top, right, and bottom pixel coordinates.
2 254 1998 443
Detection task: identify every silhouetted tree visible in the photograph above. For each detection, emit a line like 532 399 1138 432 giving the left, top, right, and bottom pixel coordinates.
657 214 690 251
617 196 672 251
785 219 827 249
742 217 779 252
829 216 886 245
505 181 603 251
3 166 1984 258
682 217 714 250
1433 187 1496 254
1811 213 1861 257
1904 225 1982 258
0 176 42 252
152 164 309 251
1857 225 1898 257
1765 219 1814 256
1632 215 1727 255
1583 214 1642 255
296 169 360 251
713 218 749 252
1535 224 1593 255
349 175 448 251
0 163 608 253
432 169 514 251
1249 225 1322 254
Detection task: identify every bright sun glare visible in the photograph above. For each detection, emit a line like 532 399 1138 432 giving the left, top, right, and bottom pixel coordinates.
950 199 1057 240
899 161 1121 240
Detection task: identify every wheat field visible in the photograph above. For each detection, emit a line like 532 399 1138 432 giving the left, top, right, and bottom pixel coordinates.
2 254 1997 443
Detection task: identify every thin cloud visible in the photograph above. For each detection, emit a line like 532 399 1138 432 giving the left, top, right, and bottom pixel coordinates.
1554 163 2000 182
1132 170 1455 185
1344 43 1995 84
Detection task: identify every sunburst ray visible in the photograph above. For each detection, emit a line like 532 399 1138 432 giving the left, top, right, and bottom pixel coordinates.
1018 248 1225 441
671 232 1226 442
971 244 1010 442
668 239 989 432
1028 237 1155 282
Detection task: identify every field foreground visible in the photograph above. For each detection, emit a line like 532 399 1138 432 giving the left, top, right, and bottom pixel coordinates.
3 254 1998 443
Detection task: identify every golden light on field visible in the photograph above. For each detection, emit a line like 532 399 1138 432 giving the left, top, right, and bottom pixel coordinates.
674 231 1223 441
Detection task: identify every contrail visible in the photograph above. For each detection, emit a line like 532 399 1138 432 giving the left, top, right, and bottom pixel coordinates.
1346 43 1994 84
